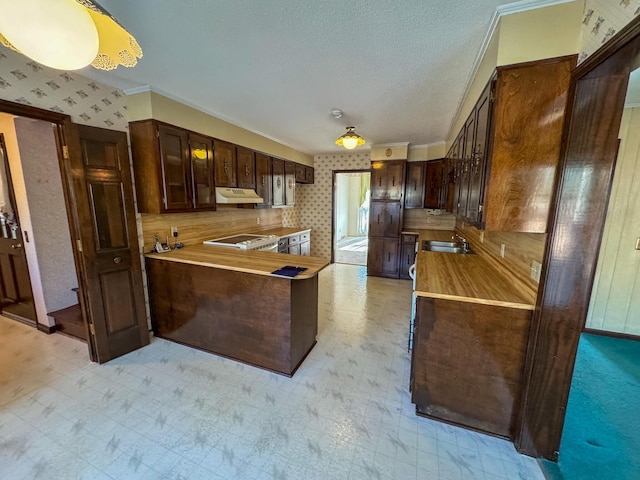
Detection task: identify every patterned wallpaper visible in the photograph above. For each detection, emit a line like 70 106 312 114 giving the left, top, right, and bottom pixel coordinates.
0 47 128 131
579 0 640 62
296 152 371 259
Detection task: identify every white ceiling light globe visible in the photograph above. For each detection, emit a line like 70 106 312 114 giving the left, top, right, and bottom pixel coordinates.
0 0 99 70
342 137 359 149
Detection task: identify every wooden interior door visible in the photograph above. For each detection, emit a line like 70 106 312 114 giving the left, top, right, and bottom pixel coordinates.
0 134 36 324
64 122 149 363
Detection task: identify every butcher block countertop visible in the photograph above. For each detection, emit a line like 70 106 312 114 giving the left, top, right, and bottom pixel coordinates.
413 229 536 310
145 244 328 279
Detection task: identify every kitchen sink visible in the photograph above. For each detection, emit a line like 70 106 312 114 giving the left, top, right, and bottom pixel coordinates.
422 240 473 254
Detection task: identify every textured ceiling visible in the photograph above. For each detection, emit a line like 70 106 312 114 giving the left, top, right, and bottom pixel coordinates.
87 0 539 154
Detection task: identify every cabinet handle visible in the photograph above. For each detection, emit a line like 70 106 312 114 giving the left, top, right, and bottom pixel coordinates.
392 177 395 186
262 177 266 186
245 163 250 176
223 160 229 173
113 256 122 264
388 252 391 262
413 181 417 191
377 214 380 224
11 243 22 249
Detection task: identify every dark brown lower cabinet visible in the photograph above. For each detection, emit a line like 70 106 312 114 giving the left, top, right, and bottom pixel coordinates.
411 296 531 438
367 238 399 278
399 234 418 279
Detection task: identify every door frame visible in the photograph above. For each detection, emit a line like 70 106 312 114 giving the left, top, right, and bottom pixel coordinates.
330 169 370 264
0 99 93 353
514 15 640 459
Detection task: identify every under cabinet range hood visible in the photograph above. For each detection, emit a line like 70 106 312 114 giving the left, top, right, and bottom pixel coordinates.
215 187 263 204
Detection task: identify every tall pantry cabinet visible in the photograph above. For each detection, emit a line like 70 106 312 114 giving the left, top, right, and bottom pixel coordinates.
367 160 406 278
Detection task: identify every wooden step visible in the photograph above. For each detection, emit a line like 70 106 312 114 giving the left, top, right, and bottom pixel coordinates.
48 304 87 341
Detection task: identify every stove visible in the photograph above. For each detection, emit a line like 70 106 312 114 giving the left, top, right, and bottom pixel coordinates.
203 234 279 251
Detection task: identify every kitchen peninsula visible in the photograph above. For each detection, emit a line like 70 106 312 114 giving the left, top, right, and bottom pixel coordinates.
410 229 537 439
145 244 328 376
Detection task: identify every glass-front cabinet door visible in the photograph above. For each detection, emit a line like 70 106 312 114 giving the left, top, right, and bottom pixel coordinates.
157 125 191 211
189 134 216 210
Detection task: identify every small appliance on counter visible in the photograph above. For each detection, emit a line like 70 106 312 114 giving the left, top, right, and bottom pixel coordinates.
203 234 279 252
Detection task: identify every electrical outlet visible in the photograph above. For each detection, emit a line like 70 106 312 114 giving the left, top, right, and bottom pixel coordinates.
256 217 260 224
500 243 506 258
170 226 178 236
479 231 484 244
531 260 542 283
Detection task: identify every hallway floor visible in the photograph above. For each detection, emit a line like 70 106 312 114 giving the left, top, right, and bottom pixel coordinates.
0 264 543 480
334 237 368 266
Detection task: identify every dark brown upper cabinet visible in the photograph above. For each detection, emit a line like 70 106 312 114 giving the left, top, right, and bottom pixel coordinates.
272 158 285 207
255 153 272 208
294 163 315 184
284 161 296 205
129 120 216 214
236 146 256 189
213 139 237 188
446 56 573 232
371 160 405 201
404 162 425 209
424 160 443 209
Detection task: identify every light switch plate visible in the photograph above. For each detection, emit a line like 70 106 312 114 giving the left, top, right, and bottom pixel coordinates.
531 260 542 283
636 237 640 250
170 226 178 236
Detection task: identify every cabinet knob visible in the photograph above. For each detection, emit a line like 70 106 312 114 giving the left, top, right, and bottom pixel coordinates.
113 256 122 264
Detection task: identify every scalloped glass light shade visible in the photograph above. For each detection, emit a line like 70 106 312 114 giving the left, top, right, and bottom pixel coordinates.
0 0 99 70
336 127 366 150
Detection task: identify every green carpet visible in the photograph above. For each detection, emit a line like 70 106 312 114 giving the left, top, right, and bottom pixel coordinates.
541 333 640 480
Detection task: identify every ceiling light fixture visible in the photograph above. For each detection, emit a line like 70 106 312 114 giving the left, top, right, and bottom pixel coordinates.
0 0 143 71
336 126 366 150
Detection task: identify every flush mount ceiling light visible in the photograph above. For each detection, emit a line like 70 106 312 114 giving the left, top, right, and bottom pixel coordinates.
336 126 366 150
0 0 142 71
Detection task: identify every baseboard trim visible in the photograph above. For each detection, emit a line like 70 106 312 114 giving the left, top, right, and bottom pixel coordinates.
584 328 640 342
37 323 59 335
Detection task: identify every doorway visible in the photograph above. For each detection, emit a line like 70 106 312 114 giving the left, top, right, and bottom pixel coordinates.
332 170 370 266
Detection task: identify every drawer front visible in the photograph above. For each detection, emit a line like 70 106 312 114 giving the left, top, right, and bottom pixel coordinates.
278 238 289 249
288 234 301 245
300 231 310 243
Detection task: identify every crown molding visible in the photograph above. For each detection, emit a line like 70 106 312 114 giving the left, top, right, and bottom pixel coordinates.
447 0 579 140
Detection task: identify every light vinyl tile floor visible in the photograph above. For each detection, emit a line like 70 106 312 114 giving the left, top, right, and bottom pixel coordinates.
0 264 544 480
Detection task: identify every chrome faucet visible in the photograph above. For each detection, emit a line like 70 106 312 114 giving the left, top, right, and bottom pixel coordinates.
453 233 470 253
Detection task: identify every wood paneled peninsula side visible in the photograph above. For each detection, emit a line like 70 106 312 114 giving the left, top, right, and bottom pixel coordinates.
410 229 539 439
146 245 329 376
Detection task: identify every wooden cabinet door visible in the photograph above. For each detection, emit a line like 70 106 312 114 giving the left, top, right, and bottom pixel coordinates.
300 241 310 256
467 80 493 225
213 139 236 187
157 125 191 211
458 114 474 217
399 234 417 279
189 134 215 210
424 160 443 209
405 162 425 208
255 153 272 207
384 202 401 237
272 158 285 206
381 238 399 277
285 161 296 205
305 166 314 184
366 237 384 275
369 201 386 237
386 161 405 200
371 161 387 200
295 164 306 183
236 146 255 189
